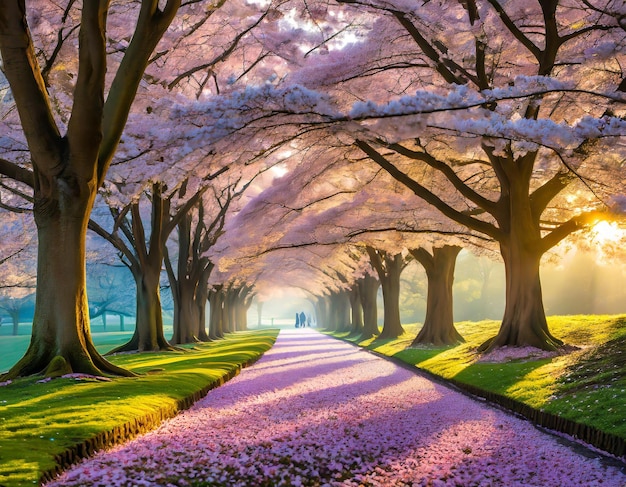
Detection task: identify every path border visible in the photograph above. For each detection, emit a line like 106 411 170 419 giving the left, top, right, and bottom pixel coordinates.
327 332 626 469
39 352 267 485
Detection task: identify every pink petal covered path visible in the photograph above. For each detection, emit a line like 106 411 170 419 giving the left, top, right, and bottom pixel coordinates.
48 329 626 486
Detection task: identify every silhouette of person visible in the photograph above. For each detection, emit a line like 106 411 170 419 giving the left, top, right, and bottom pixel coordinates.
299 311 306 328
295 312 300 328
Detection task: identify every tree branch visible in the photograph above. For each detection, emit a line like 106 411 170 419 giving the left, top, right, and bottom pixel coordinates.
99 0 182 182
0 158 33 188
529 170 574 219
356 140 502 240
387 141 499 214
540 210 609 253
0 1 63 177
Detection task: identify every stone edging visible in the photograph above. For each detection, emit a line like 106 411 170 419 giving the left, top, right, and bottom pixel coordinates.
331 333 626 465
39 352 266 485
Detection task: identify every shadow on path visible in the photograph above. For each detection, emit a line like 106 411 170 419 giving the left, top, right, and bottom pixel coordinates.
46 328 626 487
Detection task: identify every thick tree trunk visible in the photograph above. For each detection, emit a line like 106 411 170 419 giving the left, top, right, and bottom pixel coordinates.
236 302 248 331
349 283 364 336
171 279 199 344
339 291 351 332
195 280 210 341
411 246 464 346
329 291 351 332
223 289 236 333
4 199 132 379
479 240 563 352
379 269 404 339
314 296 329 329
367 248 405 339
109 267 171 353
208 287 224 339
359 275 380 339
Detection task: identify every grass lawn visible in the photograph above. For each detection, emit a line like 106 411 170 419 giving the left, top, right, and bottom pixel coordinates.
0 329 279 487
327 315 626 451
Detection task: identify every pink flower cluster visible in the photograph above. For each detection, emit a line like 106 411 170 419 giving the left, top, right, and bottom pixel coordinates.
47 330 626 487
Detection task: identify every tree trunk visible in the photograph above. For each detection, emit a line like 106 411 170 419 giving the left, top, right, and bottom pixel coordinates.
329 291 350 332
379 267 404 339
236 301 248 331
209 287 224 339
349 283 364 336
4 200 132 379
411 246 464 346
223 289 236 333
366 248 405 339
195 279 210 341
171 279 199 344
109 267 171 353
314 296 329 329
479 239 562 351
359 274 380 339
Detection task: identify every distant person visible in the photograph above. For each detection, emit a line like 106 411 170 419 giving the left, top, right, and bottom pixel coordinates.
295 312 300 328
299 311 306 328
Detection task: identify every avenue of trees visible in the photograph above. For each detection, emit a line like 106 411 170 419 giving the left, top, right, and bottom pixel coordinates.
0 0 625 379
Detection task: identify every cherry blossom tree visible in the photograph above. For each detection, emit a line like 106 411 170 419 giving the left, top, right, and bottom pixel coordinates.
0 1 190 378
188 0 626 351
89 183 184 353
165 176 254 344
343 0 626 351
0 0 289 377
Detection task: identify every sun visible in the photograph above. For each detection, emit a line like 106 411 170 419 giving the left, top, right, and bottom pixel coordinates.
589 221 626 246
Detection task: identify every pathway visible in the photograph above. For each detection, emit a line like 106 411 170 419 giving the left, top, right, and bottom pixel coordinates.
48 329 626 486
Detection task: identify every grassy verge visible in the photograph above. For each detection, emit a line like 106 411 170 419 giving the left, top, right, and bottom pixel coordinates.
326 315 626 458
0 329 279 487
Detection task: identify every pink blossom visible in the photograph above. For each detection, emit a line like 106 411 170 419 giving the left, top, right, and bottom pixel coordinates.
46 329 626 487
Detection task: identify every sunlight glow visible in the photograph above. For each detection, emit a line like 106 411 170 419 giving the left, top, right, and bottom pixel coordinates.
590 221 626 246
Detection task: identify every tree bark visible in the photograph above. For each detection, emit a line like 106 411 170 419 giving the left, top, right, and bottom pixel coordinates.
329 290 351 332
0 1 181 378
359 274 380 339
314 296 329 329
194 278 210 341
171 279 199 344
479 238 562 351
367 248 405 339
7 194 132 378
410 245 464 346
208 286 225 339
109 266 171 353
349 282 364 335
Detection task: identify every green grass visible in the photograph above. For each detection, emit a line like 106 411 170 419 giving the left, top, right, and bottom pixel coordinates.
328 315 626 441
0 329 279 487
0 326 167 374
